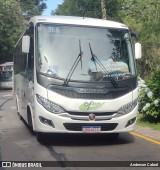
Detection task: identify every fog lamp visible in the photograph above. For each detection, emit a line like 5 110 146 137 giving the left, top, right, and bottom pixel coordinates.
125 117 136 127
39 116 55 128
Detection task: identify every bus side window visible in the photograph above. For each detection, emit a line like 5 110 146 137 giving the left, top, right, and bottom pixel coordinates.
28 37 34 69
27 34 34 80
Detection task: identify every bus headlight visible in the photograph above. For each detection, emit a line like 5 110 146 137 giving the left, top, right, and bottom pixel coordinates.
117 99 138 115
36 94 65 113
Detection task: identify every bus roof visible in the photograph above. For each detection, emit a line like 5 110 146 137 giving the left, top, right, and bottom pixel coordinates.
0 62 13 66
29 16 128 29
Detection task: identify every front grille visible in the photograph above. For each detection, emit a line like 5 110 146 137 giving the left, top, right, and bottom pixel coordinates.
51 88 130 99
68 111 115 116
63 123 118 131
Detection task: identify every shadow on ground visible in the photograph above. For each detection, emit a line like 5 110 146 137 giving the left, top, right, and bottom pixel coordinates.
36 132 135 146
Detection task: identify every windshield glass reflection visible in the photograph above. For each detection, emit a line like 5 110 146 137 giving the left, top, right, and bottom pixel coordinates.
37 24 135 81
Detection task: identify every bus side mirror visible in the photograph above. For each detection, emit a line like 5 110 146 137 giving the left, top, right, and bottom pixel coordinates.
135 42 142 59
22 35 30 53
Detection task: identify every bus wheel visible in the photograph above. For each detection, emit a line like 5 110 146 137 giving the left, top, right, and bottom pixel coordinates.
18 113 23 120
16 100 22 120
27 108 35 135
17 111 22 120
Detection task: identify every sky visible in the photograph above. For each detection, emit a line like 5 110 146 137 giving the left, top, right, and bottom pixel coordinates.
42 0 64 16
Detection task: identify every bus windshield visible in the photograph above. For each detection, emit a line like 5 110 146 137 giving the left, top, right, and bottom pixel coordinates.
37 24 136 82
0 71 12 81
0 62 13 81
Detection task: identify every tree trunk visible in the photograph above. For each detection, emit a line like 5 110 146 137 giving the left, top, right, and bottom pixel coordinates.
101 0 107 19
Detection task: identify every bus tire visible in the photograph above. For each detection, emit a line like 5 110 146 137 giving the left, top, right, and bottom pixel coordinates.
18 113 23 121
27 107 35 135
16 99 22 120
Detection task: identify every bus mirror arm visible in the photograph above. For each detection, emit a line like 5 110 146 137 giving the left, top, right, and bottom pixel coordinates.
131 31 140 41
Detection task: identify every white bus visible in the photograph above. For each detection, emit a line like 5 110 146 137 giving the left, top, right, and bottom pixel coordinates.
13 16 141 142
0 62 13 89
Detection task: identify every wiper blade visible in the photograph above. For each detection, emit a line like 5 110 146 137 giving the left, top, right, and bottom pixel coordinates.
63 40 83 86
89 43 118 88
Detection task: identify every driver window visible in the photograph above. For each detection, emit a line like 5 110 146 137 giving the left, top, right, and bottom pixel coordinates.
27 25 34 81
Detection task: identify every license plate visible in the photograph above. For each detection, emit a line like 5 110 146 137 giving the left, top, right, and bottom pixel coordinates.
82 126 101 133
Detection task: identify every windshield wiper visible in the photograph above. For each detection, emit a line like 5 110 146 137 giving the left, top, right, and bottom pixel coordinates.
89 43 118 88
63 40 83 86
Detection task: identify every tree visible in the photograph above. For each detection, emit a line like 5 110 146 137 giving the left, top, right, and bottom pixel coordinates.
20 0 47 19
52 0 121 20
101 0 107 19
0 0 47 63
52 0 102 18
118 0 160 79
0 0 24 63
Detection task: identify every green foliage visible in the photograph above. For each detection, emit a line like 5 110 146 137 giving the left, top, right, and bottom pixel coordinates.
138 69 160 119
118 0 160 80
0 0 47 63
137 114 160 130
137 20 160 79
20 0 47 19
52 0 102 18
52 0 121 20
118 0 160 26
0 0 23 62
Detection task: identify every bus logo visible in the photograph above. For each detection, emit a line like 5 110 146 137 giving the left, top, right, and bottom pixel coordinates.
79 101 105 111
89 113 95 121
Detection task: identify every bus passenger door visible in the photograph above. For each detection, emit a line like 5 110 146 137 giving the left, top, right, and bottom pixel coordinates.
20 31 34 123
26 33 34 124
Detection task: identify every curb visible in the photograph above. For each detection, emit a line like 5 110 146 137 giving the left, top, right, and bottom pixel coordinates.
133 125 160 142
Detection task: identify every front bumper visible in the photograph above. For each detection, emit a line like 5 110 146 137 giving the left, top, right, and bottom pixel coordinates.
33 101 138 134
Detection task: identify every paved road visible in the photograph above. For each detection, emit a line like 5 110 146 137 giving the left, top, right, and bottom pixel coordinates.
0 90 160 170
